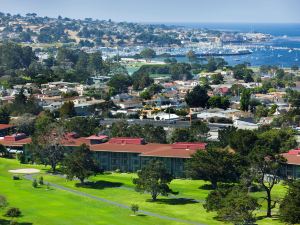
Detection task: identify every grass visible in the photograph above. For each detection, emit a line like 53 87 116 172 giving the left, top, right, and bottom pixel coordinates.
0 158 289 225
0 158 186 225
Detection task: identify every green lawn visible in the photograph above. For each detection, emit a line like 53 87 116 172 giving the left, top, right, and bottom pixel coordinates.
0 158 289 225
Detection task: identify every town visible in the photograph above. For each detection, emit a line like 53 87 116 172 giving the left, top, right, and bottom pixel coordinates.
0 4 300 225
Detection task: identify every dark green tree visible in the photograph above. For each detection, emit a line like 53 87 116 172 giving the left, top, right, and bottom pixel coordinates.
63 144 98 184
205 187 260 225
60 101 76 118
186 50 198 63
140 48 156 62
208 96 230 110
249 146 286 217
107 74 132 95
240 89 251 111
185 85 209 108
0 107 10 124
186 148 242 189
279 180 300 224
133 160 173 201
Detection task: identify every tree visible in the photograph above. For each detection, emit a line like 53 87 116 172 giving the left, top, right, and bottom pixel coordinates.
218 126 237 148
63 144 98 184
133 160 172 201
205 187 260 225
0 106 10 124
60 101 76 118
132 73 153 90
185 85 209 108
131 204 139 215
279 180 300 224
170 128 196 143
229 129 257 156
64 117 100 137
140 48 156 62
33 123 65 173
249 147 285 217
107 74 132 95
186 148 242 189
0 144 8 157
208 96 230 110
211 73 224 85
190 120 209 140
240 89 251 111
186 50 198 63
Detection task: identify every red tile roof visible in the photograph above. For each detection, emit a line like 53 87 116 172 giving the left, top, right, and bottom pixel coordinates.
90 142 203 158
282 149 300 165
0 137 32 147
0 124 14 130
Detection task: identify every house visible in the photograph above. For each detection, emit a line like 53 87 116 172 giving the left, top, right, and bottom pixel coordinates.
281 149 300 179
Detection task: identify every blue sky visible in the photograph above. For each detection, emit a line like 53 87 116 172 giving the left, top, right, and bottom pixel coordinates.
0 0 299 23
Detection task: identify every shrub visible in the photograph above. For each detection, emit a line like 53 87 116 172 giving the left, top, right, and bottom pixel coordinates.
131 204 139 215
12 175 20 180
32 179 38 188
5 207 21 218
0 195 8 208
10 220 19 225
39 176 44 185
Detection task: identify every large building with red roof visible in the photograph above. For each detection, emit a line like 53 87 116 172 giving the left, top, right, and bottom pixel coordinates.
0 132 206 177
281 149 300 179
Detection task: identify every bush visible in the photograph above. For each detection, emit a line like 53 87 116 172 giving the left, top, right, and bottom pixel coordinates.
39 176 44 185
32 179 38 188
12 175 20 180
5 207 21 217
10 220 19 225
0 195 8 208
131 204 139 215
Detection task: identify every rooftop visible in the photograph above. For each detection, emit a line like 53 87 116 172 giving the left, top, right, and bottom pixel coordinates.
282 149 300 165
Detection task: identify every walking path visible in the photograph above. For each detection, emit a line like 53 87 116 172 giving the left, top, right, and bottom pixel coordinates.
24 174 206 225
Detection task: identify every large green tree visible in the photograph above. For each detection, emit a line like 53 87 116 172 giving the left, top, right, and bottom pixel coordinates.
240 89 251 111
63 144 98 184
133 160 172 201
60 101 76 118
279 180 300 224
185 85 209 108
140 48 156 62
204 187 260 225
249 147 286 217
186 148 242 189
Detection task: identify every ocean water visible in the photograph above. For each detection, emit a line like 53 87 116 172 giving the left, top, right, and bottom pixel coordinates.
166 23 300 67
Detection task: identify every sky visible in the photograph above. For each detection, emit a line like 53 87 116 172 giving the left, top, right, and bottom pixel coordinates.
0 0 299 23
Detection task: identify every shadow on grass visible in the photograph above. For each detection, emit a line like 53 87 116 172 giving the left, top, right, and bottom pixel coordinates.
198 184 214 190
0 219 32 225
147 198 198 205
75 180 123 189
